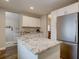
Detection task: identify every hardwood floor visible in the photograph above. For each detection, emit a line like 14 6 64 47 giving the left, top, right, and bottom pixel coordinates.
0 46 17 59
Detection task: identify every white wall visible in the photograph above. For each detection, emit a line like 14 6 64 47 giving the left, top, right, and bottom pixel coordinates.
40 15 48 38
51 14 57 40
0 9 6 49
5 12 22 47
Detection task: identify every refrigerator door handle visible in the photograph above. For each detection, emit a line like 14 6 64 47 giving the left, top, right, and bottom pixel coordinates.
75 34 77 44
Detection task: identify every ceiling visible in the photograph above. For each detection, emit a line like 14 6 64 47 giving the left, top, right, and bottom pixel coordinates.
0 0 78 17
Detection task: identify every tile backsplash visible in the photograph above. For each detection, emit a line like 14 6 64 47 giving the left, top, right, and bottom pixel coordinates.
21 27 40 34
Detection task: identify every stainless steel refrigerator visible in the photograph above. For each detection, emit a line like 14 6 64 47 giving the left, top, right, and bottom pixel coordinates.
57 13 78 59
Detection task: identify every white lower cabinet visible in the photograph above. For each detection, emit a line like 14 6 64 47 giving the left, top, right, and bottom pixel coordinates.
18 43 38 59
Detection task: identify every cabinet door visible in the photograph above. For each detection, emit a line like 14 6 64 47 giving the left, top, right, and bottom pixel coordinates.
34 18 40 27
22 16 31 27
22 16 40 27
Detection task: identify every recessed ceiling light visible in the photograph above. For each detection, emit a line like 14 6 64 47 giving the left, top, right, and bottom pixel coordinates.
30 6 34 10
5 0 9 2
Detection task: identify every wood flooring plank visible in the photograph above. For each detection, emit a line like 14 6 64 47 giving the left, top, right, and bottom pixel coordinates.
0 46 17 59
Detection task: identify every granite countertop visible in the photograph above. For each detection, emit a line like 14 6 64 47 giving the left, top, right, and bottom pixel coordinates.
17 36 61 55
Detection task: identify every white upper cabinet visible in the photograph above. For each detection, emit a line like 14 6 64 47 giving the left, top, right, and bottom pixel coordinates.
22 16 40 27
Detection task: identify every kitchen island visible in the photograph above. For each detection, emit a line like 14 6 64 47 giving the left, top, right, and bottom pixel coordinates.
17 36 61 59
